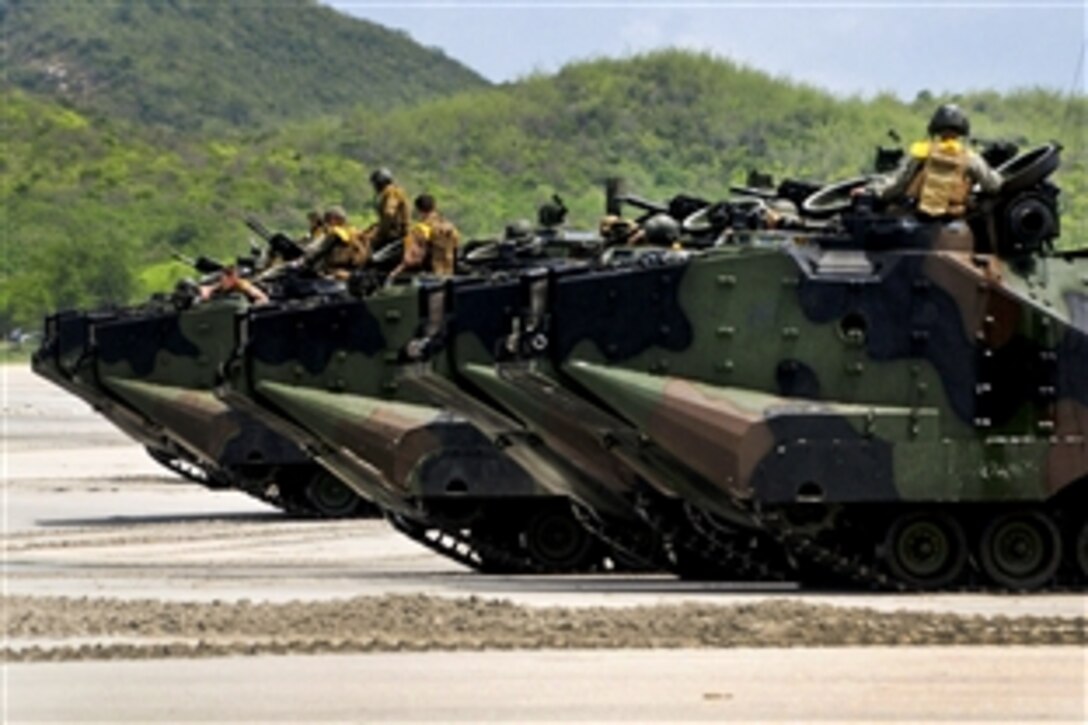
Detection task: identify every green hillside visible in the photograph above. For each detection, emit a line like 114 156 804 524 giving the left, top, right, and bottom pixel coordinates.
2 51 1085 331
0 0 486 132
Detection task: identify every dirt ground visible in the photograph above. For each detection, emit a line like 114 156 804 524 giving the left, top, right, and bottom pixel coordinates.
3 363 1087 720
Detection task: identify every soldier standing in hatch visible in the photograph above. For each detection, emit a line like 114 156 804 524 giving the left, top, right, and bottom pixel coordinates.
299 205 369 280
857 104 1003 218
598 214 642 246
387 193 461 282
364 167 411 252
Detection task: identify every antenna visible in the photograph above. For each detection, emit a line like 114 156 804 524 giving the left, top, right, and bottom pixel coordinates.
1059 39 1085 132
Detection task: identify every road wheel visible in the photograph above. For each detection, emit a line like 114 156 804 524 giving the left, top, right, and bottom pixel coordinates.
883 511 968 589
523 507 596 572
304 471 364 518
979 511 1061 591
470 517 533 575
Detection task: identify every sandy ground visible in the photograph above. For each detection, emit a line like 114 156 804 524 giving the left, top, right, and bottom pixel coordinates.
3 363 1087 720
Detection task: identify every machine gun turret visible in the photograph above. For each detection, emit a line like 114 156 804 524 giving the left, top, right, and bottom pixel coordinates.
975 138 1021 168
244 216 305 262
874 129 905 173
537 194 569 228
171 251 224 275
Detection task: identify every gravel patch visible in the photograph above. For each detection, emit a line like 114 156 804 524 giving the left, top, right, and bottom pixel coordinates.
4 593 1084 662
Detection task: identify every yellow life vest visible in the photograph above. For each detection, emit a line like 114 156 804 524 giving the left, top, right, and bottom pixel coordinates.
427 215 460 277
325 224 369 269
906 138 971 217
406 214 459 276
405 220 432 269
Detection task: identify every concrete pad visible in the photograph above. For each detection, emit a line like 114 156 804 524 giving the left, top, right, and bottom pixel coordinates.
5 647 1086 721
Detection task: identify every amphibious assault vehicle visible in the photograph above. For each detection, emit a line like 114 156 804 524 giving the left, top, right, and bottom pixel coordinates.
33 216 661 571
32 291 375 516
33 139 1085 590
29 214 598 520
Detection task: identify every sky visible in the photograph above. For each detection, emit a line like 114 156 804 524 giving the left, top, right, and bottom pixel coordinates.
325 1 1086 99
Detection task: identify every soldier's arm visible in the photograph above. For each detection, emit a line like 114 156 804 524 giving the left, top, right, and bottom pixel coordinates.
237 278 270 305
968 152 1004 194
403 235 426 268
301 234 335 266
868 157 920 200
387 229 426 281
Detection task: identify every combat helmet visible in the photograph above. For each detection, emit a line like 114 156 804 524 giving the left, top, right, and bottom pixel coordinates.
324 205 348 223
928 104 970 137
370 167 394 190
642 213 681 246
504 218 534 241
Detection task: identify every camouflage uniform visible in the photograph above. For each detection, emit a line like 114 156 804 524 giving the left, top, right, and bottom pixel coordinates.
304 222 369 280
372 184 411 249
599 215 639 246
869 138 1003 217
421 211 460 276
391 211 461 279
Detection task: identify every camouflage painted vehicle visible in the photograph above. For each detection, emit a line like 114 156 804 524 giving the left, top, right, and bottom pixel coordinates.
33 292 375 517
218 281 652 573
29 208 654 539
398 143 1088 590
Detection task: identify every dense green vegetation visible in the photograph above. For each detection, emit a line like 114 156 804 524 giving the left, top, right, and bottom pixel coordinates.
0 0 485 132
2 50 1084 333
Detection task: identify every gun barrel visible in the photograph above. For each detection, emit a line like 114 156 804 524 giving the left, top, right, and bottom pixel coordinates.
614 194 667 214
605 178 626 216
244 216 273 241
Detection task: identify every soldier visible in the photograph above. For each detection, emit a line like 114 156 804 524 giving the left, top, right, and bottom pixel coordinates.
262 209 324 269
763 198 802 230
482 218 540 266
638 213 680 247
598 214 641 246
504 218 534 243
299 205 369 280
859 104 1003 218
365 167 411 251
387 194 461 282
199 264 269 305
